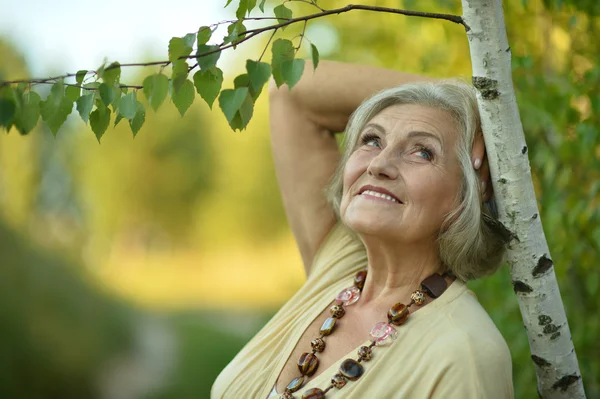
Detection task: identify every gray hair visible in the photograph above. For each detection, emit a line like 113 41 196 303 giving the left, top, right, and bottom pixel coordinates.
325 80 510 281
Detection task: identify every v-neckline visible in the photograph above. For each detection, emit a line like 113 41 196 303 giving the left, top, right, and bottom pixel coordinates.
262 278 465 398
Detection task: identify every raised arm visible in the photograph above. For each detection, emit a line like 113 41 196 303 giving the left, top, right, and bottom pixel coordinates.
269 61 432 275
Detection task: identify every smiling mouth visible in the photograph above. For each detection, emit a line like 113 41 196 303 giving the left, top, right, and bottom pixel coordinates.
360 190 402 204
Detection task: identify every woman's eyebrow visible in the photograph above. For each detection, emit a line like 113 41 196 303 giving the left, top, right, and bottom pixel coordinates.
407 131 443 148
362 122 386 134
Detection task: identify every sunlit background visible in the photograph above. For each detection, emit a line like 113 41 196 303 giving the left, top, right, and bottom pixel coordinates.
0 0 598 398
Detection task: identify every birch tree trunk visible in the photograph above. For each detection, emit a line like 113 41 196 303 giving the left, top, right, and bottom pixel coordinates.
460 1 586 398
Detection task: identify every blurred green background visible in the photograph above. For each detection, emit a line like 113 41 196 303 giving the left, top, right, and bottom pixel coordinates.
0 0 598 398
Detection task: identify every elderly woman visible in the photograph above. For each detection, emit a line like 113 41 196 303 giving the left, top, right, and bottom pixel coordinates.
211 61 513 398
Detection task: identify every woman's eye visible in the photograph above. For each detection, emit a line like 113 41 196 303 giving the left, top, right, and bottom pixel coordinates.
415 146 434 160
361 134 381 148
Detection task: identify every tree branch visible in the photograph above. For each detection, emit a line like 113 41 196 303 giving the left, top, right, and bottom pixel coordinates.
0 4 465 88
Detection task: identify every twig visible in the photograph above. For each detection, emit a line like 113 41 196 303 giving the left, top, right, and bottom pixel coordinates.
258 29 278 62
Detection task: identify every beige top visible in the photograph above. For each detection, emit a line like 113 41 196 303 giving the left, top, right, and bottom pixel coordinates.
211 224 514 399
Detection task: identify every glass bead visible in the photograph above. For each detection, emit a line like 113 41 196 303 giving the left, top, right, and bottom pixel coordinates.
331 373 347 389
297 352 319 376
388 302 410 326
320 317 337 336
329 304 345 319
339 358 364 381
354 270 367 290
286 376 305 393
301 387 325 399
335 286 361 306
410 290 425 305
369 322 398 346
281 391 294 399
311 337 326 353
358 345 372 361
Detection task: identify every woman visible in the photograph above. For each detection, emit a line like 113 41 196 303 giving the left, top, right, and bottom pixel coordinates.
211 61 513 398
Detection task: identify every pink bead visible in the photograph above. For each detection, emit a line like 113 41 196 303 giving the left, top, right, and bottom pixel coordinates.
369 322 398 346
335 286 361 306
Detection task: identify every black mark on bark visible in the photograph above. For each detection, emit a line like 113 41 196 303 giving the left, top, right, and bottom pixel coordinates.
531 355 551 367
533 254 553 277
551 332 561 340
532 213 538 219
552 374 580 391
522 146 528 154
513 280 533 293
472 76 500 100
498 177 507 184
543 324 560 334
538 315 552 325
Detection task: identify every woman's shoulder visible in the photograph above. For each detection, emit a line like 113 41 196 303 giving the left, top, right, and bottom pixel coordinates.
306 222 367 284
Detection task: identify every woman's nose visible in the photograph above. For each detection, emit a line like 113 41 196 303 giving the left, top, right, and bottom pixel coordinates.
367 151 399 180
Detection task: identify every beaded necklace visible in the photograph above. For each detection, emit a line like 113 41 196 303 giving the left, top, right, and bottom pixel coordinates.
277 270 449 399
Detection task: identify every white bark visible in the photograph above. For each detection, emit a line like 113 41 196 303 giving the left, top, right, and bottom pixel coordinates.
460 1 586 398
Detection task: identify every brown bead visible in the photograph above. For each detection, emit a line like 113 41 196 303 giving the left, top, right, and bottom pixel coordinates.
410 290 426 306
298 352 319 376
286 376 305 393
331 373 347 389
311 337 326 353
339 358 364 381
301 387 325 399
281 391 295 399
319 317 337 336
354 270 367 290
421 273 448 298
329 304 345 319
358 345 372 361
388 302 410 326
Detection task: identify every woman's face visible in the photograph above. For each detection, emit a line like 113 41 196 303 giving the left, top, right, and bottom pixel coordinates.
340 103 463 244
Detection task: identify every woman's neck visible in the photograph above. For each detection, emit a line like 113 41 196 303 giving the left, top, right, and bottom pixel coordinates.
355 235 444 310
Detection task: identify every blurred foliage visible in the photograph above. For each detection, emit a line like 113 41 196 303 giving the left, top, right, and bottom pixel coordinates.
0 0 598 398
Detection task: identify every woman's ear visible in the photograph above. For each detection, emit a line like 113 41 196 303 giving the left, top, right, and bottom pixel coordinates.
472 132 493 202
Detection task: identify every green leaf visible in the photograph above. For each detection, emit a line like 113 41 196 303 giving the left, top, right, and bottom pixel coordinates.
219 87 249 124
171 60 189 93
171 79 195 116
0 97 16 128
246 60 271 94
99 83 117 107
236 0 247 19
142 73 169 111
83 82 101 90
311 43 319 69
76 70 88 85
228 93 254 131
114 112 124 127
183 33 196 48
103 62 121 86
282 59 305 89
76 93 95 124
90 102 111 142
197 26 212 46
274 4 292 26
15 91 41 134
271 39 295 87
119 91 137 120
247 0 257 14
225 21 246 48
65 85 81 102
259 0 266 12
129 101 145 136
197 45 221 70
224 0 234 6
169 37 194 62
234 73 259 101
40 81 73 136
193 67 223 109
